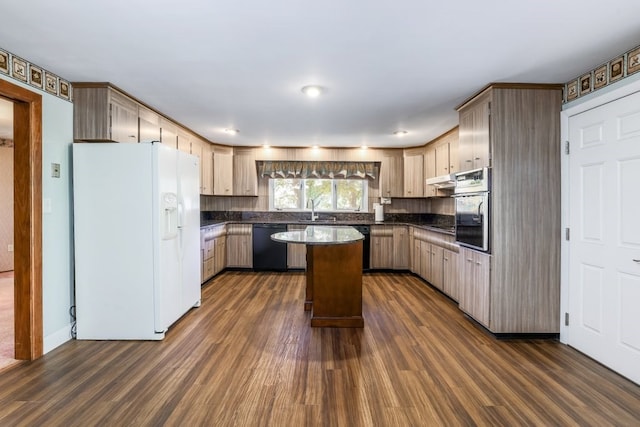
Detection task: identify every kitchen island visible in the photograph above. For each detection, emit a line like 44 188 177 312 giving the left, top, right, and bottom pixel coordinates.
272 226 364 327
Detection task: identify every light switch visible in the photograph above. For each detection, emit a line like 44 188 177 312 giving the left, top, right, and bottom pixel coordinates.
43 198 52 213
51 163 60 178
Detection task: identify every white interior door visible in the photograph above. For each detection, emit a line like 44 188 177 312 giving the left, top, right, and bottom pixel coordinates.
568 90 640 384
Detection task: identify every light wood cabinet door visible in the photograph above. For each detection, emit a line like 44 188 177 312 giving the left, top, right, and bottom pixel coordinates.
214 236 227 274
424 147 437 197
459 247 490 327
371 225 394 269
177 131 191 154
213 152 233 196
379 151 403 198
287 225 307 269
419 240 430 281
233 148 258 196
458 95 490 171
138 106 160 142
160 120 177 147
412 237 421 274
226 224 252 268
109 91 139 143
200 143 213 196
429 244 444 290
392 226 409 269
448 135 459 175
442 249 459 301
435 143 450 176
403 154 424 197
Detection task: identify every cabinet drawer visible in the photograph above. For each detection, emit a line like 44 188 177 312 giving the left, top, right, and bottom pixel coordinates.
204 239 215 260
204 257 215 279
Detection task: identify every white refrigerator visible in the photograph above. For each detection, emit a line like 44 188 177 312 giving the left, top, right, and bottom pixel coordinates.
72 142 201 340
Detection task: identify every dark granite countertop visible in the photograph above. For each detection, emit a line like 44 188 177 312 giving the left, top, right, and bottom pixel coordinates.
200 219 455 235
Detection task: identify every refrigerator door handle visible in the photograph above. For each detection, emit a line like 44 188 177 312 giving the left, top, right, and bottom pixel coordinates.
177 201 184 229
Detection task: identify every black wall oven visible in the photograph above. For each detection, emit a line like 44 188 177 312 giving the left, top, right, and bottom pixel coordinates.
454 168 490 252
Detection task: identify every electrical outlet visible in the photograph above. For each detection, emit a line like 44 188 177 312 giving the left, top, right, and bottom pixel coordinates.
7 244 13 252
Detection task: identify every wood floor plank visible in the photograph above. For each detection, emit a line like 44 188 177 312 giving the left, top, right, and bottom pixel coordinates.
0 271 638 426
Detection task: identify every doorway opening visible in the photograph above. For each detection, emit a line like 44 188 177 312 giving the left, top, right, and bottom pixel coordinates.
0 96 16 369
0 79 43 362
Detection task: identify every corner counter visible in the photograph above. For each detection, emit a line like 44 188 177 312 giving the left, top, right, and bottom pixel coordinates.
272 226 365 328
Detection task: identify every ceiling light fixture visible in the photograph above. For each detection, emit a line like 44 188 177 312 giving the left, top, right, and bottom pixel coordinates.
301 85 324 98
224 128 239 135
393 130 408 136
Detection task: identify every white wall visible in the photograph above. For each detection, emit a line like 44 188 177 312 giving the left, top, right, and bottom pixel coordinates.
0 73 74 353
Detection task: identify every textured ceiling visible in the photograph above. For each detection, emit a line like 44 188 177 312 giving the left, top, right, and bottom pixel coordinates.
1 1 640 147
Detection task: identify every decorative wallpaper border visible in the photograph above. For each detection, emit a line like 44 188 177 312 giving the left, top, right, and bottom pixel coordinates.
564 43 640 103
0 47 72 102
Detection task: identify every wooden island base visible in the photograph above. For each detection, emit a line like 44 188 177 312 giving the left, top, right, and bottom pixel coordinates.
306 240 364 328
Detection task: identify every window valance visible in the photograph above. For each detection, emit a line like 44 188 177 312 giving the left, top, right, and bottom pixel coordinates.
257 161 378 180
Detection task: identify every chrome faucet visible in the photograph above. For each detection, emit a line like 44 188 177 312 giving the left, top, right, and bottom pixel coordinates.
308 197 320 222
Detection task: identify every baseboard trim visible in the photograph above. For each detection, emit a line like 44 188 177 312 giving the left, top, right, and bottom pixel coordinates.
44 323 72 355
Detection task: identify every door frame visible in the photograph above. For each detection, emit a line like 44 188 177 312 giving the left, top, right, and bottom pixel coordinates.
0 79 43 360
560 75 640 344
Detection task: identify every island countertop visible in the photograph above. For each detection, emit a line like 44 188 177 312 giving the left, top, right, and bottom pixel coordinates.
271 225 364 245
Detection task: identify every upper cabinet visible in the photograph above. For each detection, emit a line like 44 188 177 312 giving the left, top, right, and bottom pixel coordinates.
423 127 459 197
457 92 490 171
138 106 161 142
379 150 403 198
403 148 424 197
199 142 214 196
73 84 139 143
177 130 191 154
160 118 177 147
434 128 459 176
191 137 214 196
213 150 233 196
233 148 258 196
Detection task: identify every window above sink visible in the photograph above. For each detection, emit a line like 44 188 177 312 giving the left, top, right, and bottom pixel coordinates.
269 178 368 213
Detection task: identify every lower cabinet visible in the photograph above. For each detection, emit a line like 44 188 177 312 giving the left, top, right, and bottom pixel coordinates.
287 225 307 269
442 249 459 301
458 247 491 327
214 236 226 274
419 240 430 280
429 244 444 291
412 227 459 302
201 224 227 283
392 226 409 269
411 234 421 274
226 224 252 268
371 225 394 269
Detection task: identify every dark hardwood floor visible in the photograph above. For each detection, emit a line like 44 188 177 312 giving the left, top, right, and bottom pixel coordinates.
0 271 638 426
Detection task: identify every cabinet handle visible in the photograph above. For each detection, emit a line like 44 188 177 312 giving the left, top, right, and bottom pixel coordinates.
474 157 481 160
465 160 472 163
466 258 473 262
475 261 481 265
634 259 640 263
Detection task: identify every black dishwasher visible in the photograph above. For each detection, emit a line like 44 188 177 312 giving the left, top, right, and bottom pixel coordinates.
252 224 288 271
351 225 370 271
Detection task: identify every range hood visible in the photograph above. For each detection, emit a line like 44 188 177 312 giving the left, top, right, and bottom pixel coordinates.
425 173 456 189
